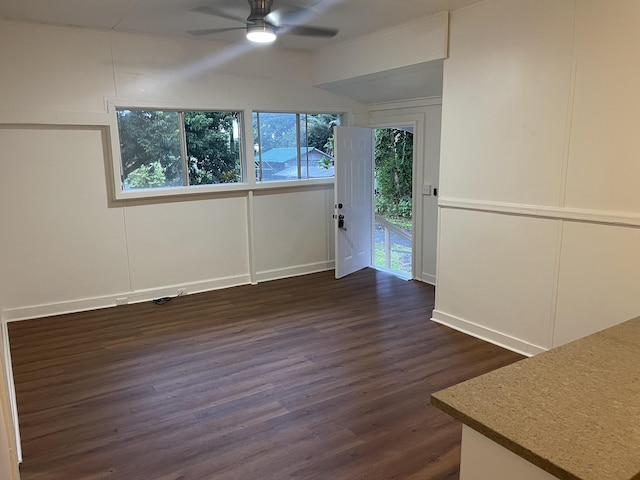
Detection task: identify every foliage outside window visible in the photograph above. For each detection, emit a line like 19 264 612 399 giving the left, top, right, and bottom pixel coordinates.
116 109 242 190
374 128 413 218
253 112 341 182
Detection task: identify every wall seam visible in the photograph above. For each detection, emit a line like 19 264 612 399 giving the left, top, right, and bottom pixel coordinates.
247 191 257 285
558 0 579 210
548 220 565 348
550 0 578 349
121 208 134 293
108 36 119 99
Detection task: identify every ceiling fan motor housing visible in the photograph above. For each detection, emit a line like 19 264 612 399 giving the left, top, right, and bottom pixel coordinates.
188 0 338 40
248 0 275 23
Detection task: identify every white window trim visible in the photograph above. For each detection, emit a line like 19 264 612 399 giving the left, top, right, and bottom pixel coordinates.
109 102 248 200
107 100 349 201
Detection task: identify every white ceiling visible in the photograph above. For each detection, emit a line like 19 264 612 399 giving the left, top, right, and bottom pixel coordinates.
0 0 477 51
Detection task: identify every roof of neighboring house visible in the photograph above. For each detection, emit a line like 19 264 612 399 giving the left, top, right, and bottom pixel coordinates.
255 147 332 164
273 165 335 179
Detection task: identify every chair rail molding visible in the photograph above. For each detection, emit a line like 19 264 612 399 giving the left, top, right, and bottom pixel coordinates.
438 197 640 228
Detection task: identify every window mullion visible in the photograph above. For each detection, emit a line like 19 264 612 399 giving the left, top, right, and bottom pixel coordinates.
256 112 263 182
178 111 189 186
296 113 302 180
305 115 309 179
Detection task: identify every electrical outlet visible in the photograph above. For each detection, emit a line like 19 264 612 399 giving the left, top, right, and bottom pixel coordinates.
177 288 187 296
116 297 128 306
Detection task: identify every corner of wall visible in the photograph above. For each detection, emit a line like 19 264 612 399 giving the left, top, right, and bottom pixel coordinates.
0 311 22 468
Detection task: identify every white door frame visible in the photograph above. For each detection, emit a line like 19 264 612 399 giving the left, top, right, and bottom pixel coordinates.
368 116 423 281
368 98 442 286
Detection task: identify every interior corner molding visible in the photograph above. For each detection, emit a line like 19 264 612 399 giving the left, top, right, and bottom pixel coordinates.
438 197 640 228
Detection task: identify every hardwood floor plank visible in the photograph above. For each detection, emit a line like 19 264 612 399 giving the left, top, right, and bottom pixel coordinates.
8 269 522 479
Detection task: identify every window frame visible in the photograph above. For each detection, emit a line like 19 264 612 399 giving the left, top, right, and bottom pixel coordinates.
108 102 346 201
253 111 343 183
110 103 248 200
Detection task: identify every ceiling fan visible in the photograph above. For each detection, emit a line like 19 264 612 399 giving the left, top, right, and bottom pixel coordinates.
189 0 339 44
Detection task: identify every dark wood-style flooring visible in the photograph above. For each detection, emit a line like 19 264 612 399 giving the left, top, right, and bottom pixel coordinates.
8 269 523 480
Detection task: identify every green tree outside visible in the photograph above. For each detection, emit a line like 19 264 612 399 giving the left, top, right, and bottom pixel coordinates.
375 128 413 221
306 114 340 154
118 110 339 189
124 161 168 189
117 110 182 188
184 111 241 185
117 109 241 189
252 112 340 156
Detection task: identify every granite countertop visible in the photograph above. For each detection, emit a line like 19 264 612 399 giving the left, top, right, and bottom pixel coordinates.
431 316 640 480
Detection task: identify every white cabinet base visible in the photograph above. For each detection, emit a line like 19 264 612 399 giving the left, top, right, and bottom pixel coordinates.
460 426 558 480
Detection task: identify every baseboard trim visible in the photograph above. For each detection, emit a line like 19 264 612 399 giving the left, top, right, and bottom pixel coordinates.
421 273 436 286
431 310 547 357
3 274 252 322
255 261 335 283
3 263 337 322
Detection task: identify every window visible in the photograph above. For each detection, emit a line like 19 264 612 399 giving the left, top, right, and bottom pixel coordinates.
116 109 242 190
253 112 341 182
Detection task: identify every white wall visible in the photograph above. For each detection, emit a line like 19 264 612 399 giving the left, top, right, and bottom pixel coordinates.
433 0 640 354
314 13 448 87
0 19 366 321
422 104 442 285
0 127 131 314
253 187 335 281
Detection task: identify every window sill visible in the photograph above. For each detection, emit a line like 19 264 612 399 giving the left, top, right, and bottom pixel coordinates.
112 177 335 202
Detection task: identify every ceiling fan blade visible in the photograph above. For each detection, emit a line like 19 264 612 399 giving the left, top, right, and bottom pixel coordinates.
191 5 250 24
265 5 307 26
279 24 338 38
187 27 246 36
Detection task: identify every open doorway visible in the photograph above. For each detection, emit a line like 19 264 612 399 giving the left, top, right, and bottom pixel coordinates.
373 127 414 279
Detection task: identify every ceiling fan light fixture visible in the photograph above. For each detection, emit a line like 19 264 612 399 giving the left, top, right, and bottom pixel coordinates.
246 23 276 43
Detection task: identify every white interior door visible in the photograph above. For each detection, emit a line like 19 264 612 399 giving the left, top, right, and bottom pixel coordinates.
334 126 373 279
